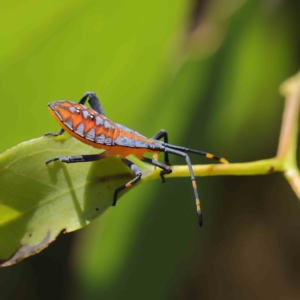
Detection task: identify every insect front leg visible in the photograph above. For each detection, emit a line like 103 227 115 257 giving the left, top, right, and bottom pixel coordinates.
112 158 142 206
44 128 65 137
45 153 106 165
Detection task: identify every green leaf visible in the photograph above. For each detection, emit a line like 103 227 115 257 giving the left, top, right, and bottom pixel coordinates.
0 134 152 266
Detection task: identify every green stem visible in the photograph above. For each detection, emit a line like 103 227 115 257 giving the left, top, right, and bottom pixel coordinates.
144 158 284 181
144 72 300 202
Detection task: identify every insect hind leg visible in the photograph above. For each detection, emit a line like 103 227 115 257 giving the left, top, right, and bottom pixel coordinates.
165 147 203 227
112 158 142 206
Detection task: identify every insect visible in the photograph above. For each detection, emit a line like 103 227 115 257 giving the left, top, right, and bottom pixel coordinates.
45 92 228 226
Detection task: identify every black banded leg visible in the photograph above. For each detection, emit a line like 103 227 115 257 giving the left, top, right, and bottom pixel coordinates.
112 158 142 206
45 153 106 165
152 129 170 165
141 157 172 182
78 92 106 116
164 143 228 164
165 147 203 227
44 128 65 137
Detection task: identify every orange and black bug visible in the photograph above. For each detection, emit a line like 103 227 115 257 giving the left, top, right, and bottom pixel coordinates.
45 92 228 227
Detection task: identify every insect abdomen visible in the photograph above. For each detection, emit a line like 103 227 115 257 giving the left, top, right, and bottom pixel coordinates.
48 101 161 152
48 101 116 147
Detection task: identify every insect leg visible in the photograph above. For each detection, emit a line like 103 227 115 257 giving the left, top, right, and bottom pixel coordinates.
78 92 106 116
45 153 106 165
152 129 170 165
165 143 228 164
152 129 172 183
165 147 203 227
112 158 142 206
44 128 65 137
141 157 172 182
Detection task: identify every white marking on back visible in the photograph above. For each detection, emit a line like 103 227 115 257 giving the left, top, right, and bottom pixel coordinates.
64 118 73 130
69 107 77 114
86 128 96 141
54 110 63 121
104 120 115 130
95 116 104 126
82 110 89 119
95 134 106 144
105 137 112 145
75 123 85 136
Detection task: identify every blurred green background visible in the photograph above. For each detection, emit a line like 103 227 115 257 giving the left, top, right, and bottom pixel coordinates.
1 0 300 299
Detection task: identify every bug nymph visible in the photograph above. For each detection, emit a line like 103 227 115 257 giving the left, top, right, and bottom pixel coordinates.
45 92 228 227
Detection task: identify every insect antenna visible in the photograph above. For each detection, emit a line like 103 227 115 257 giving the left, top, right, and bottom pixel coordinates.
165 143 228 164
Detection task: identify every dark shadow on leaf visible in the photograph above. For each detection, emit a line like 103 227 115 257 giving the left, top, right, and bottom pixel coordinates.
82 156 134 222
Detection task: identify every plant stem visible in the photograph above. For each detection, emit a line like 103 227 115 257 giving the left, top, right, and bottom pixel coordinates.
145 72 300 201
277 72 300 162
144 159 283 181
278 72 300 198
